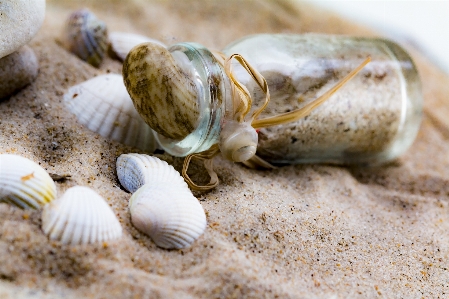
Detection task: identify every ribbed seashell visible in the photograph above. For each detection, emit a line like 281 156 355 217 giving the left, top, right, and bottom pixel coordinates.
117 153 186 193
0 154 56 209
109 32 166 62
123 42 200 140
61 8 108 67
129 182 207 249
63 74 159 152
42 186 122 245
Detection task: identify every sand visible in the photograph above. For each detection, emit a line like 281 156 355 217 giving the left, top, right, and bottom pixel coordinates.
0 0 448 298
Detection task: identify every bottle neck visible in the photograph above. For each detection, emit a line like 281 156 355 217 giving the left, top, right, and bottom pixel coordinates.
155 42 231 157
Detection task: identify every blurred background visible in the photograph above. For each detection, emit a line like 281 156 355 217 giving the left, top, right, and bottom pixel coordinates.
307 0 449 74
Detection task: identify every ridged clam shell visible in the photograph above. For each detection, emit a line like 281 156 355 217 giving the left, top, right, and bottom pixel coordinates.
109 32 166 61
0 154 56 209
42 186 122 245
117 153 186 193
129 183 207 249
63 74 159 152
61 8 108 67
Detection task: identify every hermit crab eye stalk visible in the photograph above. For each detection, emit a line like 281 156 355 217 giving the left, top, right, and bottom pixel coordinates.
219 121 258 163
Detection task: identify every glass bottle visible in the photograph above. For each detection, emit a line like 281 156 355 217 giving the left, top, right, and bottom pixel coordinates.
156 34 422 165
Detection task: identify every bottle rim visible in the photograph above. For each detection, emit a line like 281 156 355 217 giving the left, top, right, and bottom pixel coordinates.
155 42 229 157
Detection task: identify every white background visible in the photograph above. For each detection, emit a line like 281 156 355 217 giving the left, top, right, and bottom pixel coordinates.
307 0 449 74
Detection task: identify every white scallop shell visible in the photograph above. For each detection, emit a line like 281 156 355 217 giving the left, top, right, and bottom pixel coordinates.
129 183 206 249
42 186 122 245
116 153 186 193
0 154 56 209
109 32 166 61
63 74 159 152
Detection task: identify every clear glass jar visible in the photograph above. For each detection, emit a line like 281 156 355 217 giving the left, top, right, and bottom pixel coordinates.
156 34 422 165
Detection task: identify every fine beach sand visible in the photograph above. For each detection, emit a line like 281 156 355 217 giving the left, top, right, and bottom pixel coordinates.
1 0 449 298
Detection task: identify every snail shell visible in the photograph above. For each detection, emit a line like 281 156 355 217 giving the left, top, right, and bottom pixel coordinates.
219 121 258 162
0 154 56 209
61 8 108 67
42 186 122 245
129 182 207 249
123 42 200 140
116 153 185 193
109 32 166 62
63 74 159 152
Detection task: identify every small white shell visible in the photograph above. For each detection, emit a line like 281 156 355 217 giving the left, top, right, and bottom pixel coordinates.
109 32 166 61
116 153 185 193
0 154 56 209
63 74 159 152
42 186 122 245
129 183 207 249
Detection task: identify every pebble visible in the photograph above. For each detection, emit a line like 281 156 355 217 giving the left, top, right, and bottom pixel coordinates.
0 46 39 99
0 0 46 58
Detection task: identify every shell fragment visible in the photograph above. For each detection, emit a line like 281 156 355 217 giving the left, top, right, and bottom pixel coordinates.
109 31 166 61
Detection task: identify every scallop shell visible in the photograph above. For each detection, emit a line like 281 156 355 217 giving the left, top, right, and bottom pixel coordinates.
116 153 186 193
129 182 206 249
0 154 56 209
63 74 159 152
42 186 122 245
61 8 108 67
109 32 166 61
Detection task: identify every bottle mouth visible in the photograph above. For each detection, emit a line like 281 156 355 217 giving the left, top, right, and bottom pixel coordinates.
155 42 230 157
